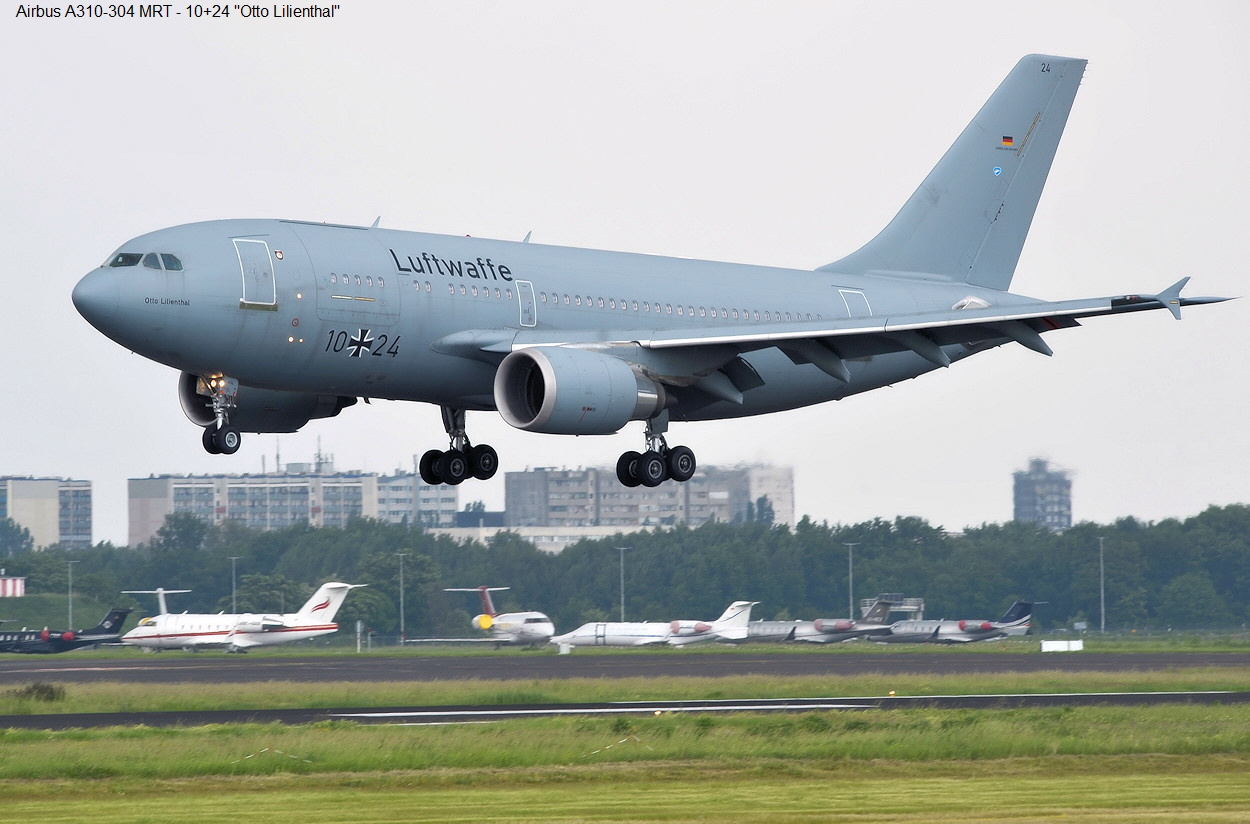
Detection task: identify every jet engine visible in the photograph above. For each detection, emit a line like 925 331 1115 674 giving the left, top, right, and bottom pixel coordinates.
670 620 712 637
234 617 265 634
472 613 494 631
493 347 666 435
813 619 856 634
178 372 357 433
958 620 994 632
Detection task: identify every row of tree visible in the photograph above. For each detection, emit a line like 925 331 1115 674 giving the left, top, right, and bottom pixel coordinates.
3 504 1249 637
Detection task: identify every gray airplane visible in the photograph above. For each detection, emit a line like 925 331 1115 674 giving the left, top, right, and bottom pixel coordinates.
71 55 1226 487
881 600 1036 644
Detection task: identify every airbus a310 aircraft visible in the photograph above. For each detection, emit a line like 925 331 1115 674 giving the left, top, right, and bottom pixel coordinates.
72 55 1226 487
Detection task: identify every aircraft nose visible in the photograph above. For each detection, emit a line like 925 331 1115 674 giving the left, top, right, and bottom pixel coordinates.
72 268 120 332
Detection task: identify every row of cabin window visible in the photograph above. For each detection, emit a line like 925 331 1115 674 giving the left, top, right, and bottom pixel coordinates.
533 291 822 323
329 275 823 323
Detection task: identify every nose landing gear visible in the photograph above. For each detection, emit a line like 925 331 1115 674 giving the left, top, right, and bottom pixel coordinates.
198 376 242 455
419 407 499 486
615 415 696 487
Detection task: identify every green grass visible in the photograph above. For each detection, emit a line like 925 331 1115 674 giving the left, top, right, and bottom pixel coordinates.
2 704 1249 778
3 667 1249 715
1 758 1246 823
1 709 1249 822
3 652 1249 821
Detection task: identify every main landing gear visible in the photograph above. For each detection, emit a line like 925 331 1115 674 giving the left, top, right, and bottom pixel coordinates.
419 407 499 486
199 376 242 455
615 415 696 488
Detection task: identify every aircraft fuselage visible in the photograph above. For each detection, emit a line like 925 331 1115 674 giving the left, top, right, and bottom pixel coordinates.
73 218 1011 420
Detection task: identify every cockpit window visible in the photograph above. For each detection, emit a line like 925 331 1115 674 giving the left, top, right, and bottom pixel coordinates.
161 254 184 271
108 253 142 267
142 253 162 269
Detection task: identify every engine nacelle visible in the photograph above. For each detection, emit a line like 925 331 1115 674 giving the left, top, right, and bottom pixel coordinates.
813 619 856 634
493 347 666 435
472 613 494 631
670 620 712 636
958 620 994 632
234 616 265 634
178 372 357 433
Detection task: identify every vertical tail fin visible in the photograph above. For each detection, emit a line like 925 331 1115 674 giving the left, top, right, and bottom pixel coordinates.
860 599 894 624
89 608 132 634
444 586 510 617
714 600 758 628
820 55 1086 290
997 600 1034 625
296 582 363 621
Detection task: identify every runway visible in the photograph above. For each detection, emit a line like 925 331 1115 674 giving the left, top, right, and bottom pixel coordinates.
3 649 1249 686
3 650 1247 730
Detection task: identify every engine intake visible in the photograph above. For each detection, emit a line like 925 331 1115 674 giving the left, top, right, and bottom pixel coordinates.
493 347 666 435
178 372 357 433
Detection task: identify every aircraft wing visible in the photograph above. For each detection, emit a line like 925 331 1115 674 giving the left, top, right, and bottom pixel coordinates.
640 279 1221 357
440 280 1226 398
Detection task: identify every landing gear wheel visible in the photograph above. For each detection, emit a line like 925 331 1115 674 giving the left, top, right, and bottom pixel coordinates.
419 449 443 485
202 426 222 455
468 444 499 480
666 445 696 482
638 451 668 487
616 450 642 487
438 449 470 485
214 426 242 455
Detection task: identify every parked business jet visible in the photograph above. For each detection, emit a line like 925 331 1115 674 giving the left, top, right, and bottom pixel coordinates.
793 599 896 643
72 56 1225 487
551 600 757 647
0 608 131 654
881 600 1035 644
121 582 363 651
443 586 555 646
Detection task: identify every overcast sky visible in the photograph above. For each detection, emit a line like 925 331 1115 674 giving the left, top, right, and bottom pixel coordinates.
3 2 1246 546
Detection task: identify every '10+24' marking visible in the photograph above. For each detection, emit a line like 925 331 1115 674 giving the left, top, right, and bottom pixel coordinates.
326 330 401 358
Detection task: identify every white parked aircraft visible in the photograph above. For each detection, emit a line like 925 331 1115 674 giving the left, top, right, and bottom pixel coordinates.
121 582 364 652
550 600 757 648
443 586 555 647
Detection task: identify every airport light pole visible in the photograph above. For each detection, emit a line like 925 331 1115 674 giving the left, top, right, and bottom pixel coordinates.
396 552 408 643
66 560 79 628
1098 537 1106 634
843 542 859 619
228 556 242 613
615 547 629 621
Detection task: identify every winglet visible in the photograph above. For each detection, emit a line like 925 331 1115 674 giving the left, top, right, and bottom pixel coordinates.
1151 277 1190 320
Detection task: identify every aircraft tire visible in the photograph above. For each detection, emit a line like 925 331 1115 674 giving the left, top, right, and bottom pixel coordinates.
438 449 470 485
666 445 696 482
468 444 499 480
616 451 642 487
419 449 443 485
215 426 242 455
638 451 668 487
202 426 222 455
